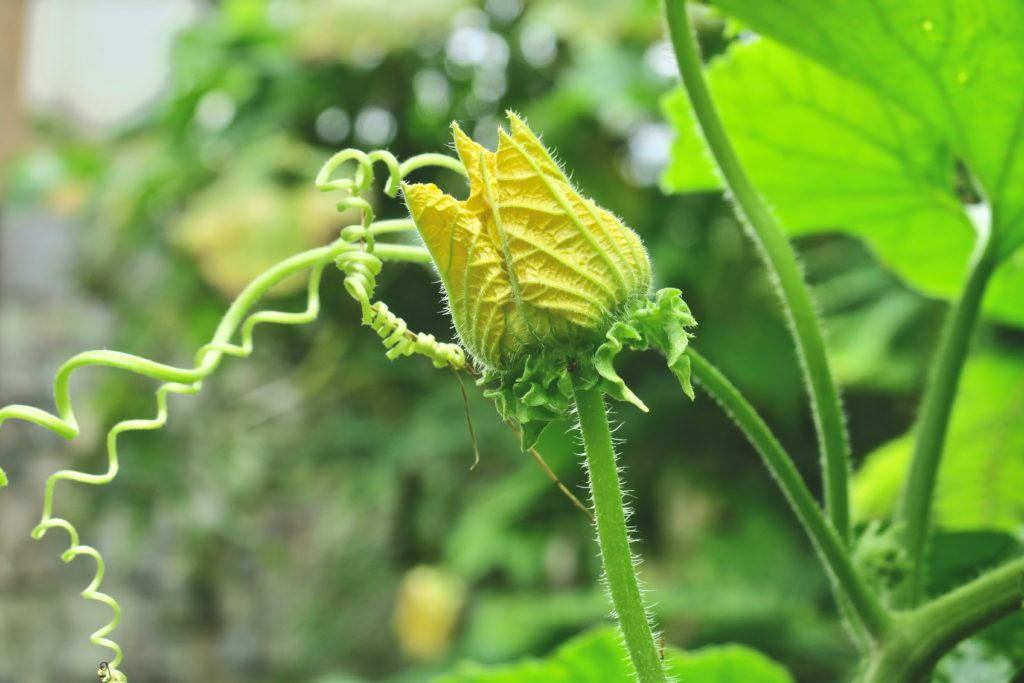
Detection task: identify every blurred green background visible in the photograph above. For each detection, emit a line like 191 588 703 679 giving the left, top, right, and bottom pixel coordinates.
0 1 1020 682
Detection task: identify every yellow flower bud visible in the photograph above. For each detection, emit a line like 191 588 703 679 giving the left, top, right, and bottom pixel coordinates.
403 112 652 370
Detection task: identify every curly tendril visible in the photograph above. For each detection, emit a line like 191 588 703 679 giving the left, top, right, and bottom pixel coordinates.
0 146 467 676
0 239 354 679
0 144 592 677
317 147 469 368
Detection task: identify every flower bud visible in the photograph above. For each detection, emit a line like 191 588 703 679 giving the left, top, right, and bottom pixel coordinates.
403 112 652 370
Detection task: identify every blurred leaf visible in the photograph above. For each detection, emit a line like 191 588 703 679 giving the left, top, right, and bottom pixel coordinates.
433 628 632 683
669 644 798 683
974 613 1024 668
433 627 795 682
708 0 1024 256
824 288 925 391
663 38 1024 329
853 351 1024 530
444 421 582 584
291 0 469 64
170 137 344 297
461 591 607 662
926 531 1020 596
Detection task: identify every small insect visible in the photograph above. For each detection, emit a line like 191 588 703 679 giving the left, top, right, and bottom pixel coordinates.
97 662 112 682
657 637 666 661
567 358 579 373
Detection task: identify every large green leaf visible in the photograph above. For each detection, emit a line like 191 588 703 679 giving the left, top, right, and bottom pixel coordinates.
432 627 795 683
709 0 1024 255
662 37 1024 327
668 643 798 682
853 351 1024 531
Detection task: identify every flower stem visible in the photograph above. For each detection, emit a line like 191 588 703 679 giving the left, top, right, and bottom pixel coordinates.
893 235 1000 606
686 349 890 644
664 0 852 544
571 376 666 683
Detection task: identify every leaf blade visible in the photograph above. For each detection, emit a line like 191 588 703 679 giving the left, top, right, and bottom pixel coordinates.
662 36 1024 327
708 0 1024 253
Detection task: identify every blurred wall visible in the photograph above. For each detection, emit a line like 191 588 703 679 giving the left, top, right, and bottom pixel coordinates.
23 0 200 132
0 0 27 171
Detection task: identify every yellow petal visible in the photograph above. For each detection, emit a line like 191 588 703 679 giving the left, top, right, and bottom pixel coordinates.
485 119 649 339
506 112 651 295
451 122 494 218
403 181 520 366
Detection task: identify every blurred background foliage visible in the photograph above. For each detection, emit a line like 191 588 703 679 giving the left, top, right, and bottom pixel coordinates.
0 1 1020 682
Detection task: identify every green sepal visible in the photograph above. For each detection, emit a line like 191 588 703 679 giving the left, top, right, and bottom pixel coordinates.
594 321 649 411
636 288 698 398
595 288 698 403
518 421 548 452
480 354 577 450
480 288 697 449
668 353 695 400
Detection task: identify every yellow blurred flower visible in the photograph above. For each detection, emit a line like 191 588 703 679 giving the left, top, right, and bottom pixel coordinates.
393 565 465 662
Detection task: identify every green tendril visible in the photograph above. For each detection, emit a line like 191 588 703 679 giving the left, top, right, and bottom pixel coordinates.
319 147 470 368
0 146 473 677
2 240 347 679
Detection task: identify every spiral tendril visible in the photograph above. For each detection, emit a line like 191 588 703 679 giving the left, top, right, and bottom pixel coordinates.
0 238 354 678
0 146 468 676
320 147 469 369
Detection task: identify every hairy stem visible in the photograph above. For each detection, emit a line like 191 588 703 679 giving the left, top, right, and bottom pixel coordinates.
863 556 1024 682
894 235 1000 605
686 349 890 644
664 0 852 544
571 376 666 683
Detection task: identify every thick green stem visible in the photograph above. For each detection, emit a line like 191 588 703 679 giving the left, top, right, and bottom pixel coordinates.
687 350 890 645
894 235 1000 605
862 556 1024 683
664 0 852 544
571 377 666 683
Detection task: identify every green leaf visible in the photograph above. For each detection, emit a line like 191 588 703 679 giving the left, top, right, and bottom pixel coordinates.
709 0 1024 256
926 531 1020 596
433 628 633 683
853 351 1024 531
662 37 1024 328
669 644 798 682
432 627 795 683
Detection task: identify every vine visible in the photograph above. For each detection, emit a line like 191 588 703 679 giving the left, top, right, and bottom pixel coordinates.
0 148 474 679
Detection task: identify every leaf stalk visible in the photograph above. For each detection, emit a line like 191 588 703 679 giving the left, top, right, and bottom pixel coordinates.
664 0 852 544
894 232 1001 605
687 350 890 645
